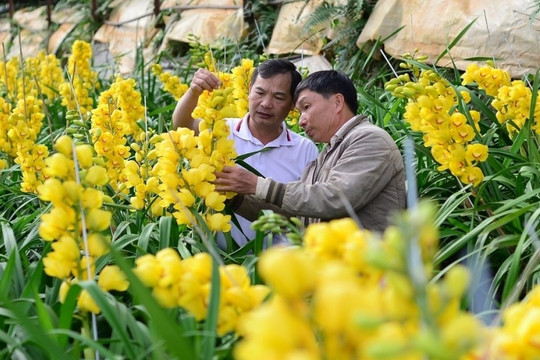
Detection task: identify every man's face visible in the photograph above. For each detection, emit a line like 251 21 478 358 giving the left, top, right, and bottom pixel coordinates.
248 73 294 130
297 89 336 143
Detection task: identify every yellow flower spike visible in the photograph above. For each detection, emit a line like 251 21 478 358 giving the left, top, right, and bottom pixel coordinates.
72 256 96 281
80 188 104 210
134 254 162 287
175 188 196 208
55 135 73 156
246 285 271 308
465 143 489 164
84 165 109 186
62 180 81 203
86 208 111 231
443 265 471 299
224 287 251 312
314 264 368 335
441 313 485 356
86 232 110 257
98 265 129 292
45 153 71 178
145 177 160 194
205 213 231 232
258 247 317 299
194 181 214 198
152 285 180 309
460 166 484 187
43 251 74 279
39 206 73 241
37 178 66 205
217 306 239 336
221 264 250 289
205 191 226 211
75 144 94 169
78 289 101 314
303 222 341 260
183 252 212 279
155 248 183 288
59 280 71 303
172 208 192 226
52 235 80 261
234 295 320 360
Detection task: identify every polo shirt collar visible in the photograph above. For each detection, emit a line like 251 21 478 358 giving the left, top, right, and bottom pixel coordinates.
234 114 293 147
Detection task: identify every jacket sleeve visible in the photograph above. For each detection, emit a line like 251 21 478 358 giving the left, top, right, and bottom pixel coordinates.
259 126 402 220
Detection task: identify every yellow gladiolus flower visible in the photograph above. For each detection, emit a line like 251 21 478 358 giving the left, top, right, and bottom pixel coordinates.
78 289 100 314
43 251 73 279
235 295 320 360
86 232 110 257
153 285 180 309
258 247 317 299
85 165 109 186
465 143 488 163
206 213 231 232
59 280 70 303
460 166 484 187
205 191 226 211
86 208 111 231
98 265 129 292
62 180 81 203
55 135 73 156
37 178 66 205
80 188 104 210
134 254 162 287
45 153 71 178
75 144 94 169
39 207 73 240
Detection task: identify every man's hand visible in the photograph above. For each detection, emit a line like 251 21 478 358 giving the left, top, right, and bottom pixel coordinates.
215 166 258 195
173 68 221 131
190 68 221 96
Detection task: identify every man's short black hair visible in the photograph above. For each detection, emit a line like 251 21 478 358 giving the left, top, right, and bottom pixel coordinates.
251 59 302 98
294 70 358 114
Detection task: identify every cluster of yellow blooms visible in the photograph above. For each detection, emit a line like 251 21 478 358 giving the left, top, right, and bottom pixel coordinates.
461 63 540 136
134 249 269 335
385 68 489 187
151 64 189 100
37 135 128 314
90 76 145 190
231 58 255 117
489 286 540 358
0 51 62 188
122 132 162 215
234 204 540 359
150 54 257 232
58 40 98 116
235 203 487 360
152 126 234 232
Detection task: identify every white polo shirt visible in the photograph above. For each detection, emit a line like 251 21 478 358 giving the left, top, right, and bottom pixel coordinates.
220 114 318 247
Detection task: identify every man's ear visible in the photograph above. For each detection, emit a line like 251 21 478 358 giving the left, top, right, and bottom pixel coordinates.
334 93 345 112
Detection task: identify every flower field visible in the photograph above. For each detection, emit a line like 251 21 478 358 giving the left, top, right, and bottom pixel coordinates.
1 5 540 358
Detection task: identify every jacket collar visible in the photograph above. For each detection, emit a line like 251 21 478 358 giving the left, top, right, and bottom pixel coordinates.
328 115 368 148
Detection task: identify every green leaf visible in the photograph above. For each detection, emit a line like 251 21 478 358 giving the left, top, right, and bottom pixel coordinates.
201 258 220 360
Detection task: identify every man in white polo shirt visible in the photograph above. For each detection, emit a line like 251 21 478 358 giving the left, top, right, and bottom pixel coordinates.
173 59 318 248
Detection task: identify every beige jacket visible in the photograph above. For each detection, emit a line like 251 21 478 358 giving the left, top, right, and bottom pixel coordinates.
231 115 407 232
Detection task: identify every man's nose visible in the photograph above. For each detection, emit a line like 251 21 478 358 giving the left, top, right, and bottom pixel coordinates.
260 95 273 108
